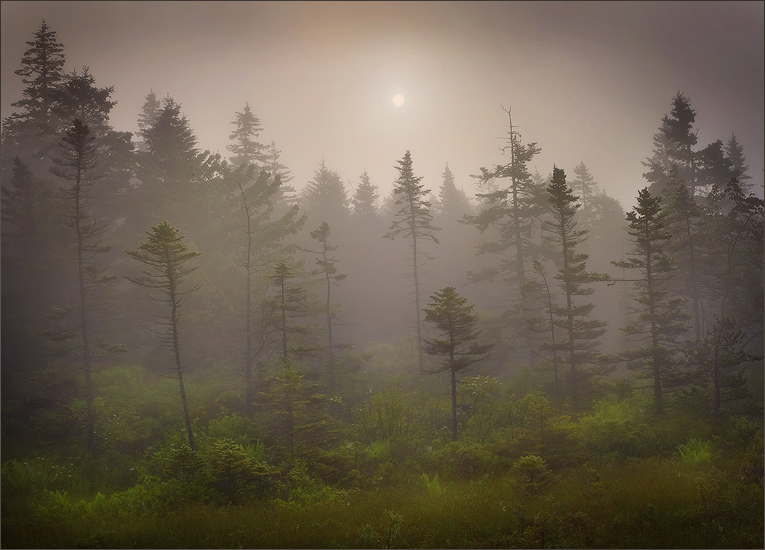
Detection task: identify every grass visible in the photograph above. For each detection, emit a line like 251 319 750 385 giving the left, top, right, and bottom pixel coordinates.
2 456 762 549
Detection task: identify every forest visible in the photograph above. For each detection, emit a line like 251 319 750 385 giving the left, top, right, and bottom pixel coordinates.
1 20 763 549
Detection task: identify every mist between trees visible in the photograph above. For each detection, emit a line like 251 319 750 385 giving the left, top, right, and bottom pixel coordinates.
1 21 763 550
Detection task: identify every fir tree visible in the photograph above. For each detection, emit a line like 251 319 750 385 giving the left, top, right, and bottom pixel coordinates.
423 287 493 440
227 102 266 169
542 166 608 413
384 150 440 373
612 188 689 416
137 89 161 138
11 20 66 132
642 92 699 197
307 222 347 393
724 132 753 194
50 119 119 454
125 221 202 451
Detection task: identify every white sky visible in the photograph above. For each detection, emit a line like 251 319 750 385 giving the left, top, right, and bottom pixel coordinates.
2 1 763 209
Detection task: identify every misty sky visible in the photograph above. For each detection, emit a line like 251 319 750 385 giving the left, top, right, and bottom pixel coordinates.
2 1 763 209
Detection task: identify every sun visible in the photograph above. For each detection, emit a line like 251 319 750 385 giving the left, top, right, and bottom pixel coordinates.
392 94 405 107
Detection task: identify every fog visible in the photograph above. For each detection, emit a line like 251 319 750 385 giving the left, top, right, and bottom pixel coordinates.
1 2 763 548
2 1 763 209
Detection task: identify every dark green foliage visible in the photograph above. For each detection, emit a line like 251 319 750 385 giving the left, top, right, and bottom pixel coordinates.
542 166 609 413
125 221 202 451
423 287 493 441
613 188 689 416
686 316 763 419
462 110 544 362
10 19 66 131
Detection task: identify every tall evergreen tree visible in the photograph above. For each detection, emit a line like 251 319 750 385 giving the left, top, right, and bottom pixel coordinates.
462 109 544 365
351 169 380 220
612 188 689 416
724 132 753 194
125 221 202 451
384 150 440 373
542 167 608 413
301 160 350 229
268 261 310 363
705 179 764 336
265 140 297 210
663 167 706 339
687 316 762 419
50 119 120 454
570 161 597 213
642 92 699 197
423 287 493 441
437 163 472 222
11 20 66 134
141 96 198 181
50 67 116 137
307 222 347 394
232 166 306 417
463 109 542 297
227 102 266 169
137 89 161 138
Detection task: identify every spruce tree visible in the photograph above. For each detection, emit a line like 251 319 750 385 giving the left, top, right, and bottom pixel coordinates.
423 287 493 440
612 188 689 416
137 89 161 139
351 169 380 220
125 221 201 451
462 109 544 364
11 20 66 132
50 119 119 454
542 166 608 413
301 161 350 229
307 222 347 393
570 161 597 213
724 132 753 194
227 102 266 169
642 92 699 197
663 167 706 339
232 166 306 417
384 150 440 373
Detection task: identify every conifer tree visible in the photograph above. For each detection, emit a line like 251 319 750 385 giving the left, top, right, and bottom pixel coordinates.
268 261 309 363
570 162 597 213
50 119 120 454
523 259 563 409
542 167 608 413
642 92 699 197
462 109 544 363
307 222 347 393
463 109 542 299
351 169 380 220
301 161 350 229
51 67 116 137
724 132 753 194
384 150 440 373
125 221 201 451
423 287 493 440
612 188 689 416
227 102 266 169
663 167 706 339
137 89 161 138
11 20 66 132
233 166 306 417
705 179 764 334
437 163 472 221
687 316 762 418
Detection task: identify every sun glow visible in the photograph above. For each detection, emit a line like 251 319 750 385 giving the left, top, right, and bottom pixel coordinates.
392 94 405 107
